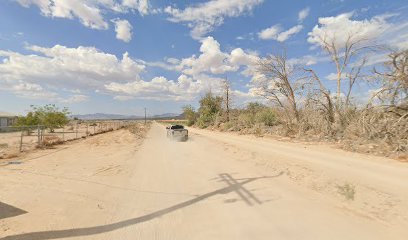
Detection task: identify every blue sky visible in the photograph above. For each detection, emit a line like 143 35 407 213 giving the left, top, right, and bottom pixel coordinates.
0 0 407 116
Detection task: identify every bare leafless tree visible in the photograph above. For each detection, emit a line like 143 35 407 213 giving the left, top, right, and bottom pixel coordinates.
345 58 367 108
304 68 335 124
314 33 376 108
373 50 408 115
256 51 306 123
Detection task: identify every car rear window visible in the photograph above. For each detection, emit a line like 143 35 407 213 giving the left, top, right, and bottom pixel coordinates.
171 125 184 129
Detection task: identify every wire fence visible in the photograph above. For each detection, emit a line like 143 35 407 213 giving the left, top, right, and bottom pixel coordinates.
0 120 135 158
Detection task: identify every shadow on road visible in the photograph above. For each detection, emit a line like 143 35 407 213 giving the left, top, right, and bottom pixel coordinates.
0 202 27 220
219 173 263 206
1 172 283 240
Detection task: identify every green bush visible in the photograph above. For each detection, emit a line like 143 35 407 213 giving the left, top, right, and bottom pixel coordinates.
234 102 269 127
197 92 222 128
196 113 216 128
182 105 197 126
246 102 266 114
255 109 277 126
238 112 255 126
14 104 69 132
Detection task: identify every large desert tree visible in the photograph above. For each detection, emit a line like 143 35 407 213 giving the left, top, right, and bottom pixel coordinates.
255 51 307 123
373 50 408 114
303 68 335 124
308 13 386 108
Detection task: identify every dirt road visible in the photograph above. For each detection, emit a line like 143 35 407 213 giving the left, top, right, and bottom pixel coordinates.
1 122 408 239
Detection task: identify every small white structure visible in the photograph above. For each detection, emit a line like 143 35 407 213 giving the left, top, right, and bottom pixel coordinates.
0 111 18 127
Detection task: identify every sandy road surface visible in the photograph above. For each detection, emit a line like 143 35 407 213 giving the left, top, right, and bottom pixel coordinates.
1 122 408 239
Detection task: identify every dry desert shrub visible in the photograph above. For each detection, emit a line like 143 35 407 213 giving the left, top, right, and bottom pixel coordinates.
127 123 151 138
0 149 20 159
297 108 332 137
343 107 407 155
0 143 20 159
42 136 63 146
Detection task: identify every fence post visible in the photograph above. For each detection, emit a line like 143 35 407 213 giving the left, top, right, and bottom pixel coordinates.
86 123 89 136
19 127 24 152
75 122 78 139
62 126 65 141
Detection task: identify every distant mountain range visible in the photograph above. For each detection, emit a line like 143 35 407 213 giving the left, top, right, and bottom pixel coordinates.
71 113 182 120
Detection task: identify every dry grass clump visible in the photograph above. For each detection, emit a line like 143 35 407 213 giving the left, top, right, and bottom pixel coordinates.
0 143 20 159
341 107 407 157
5 151 20 159
337 183 356 201
0 150 20 159
42 136 64 147
126 122 151 139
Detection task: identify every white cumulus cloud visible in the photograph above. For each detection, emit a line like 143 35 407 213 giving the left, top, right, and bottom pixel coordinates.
258 24 303 41
258 24 282 40
0 44 145 100
276 25 303 42
298 7 310 22
307 12 391 49
105 74 207 101
164 0 264 39
121 0 149 15
177 36 237 75
173 36 259 77
112 19 133 42
14 0 149 30
0 43 236 102
307 12 408 67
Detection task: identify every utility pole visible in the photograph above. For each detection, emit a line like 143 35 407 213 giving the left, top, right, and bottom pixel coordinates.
144 107 147 125
224 77 230 122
